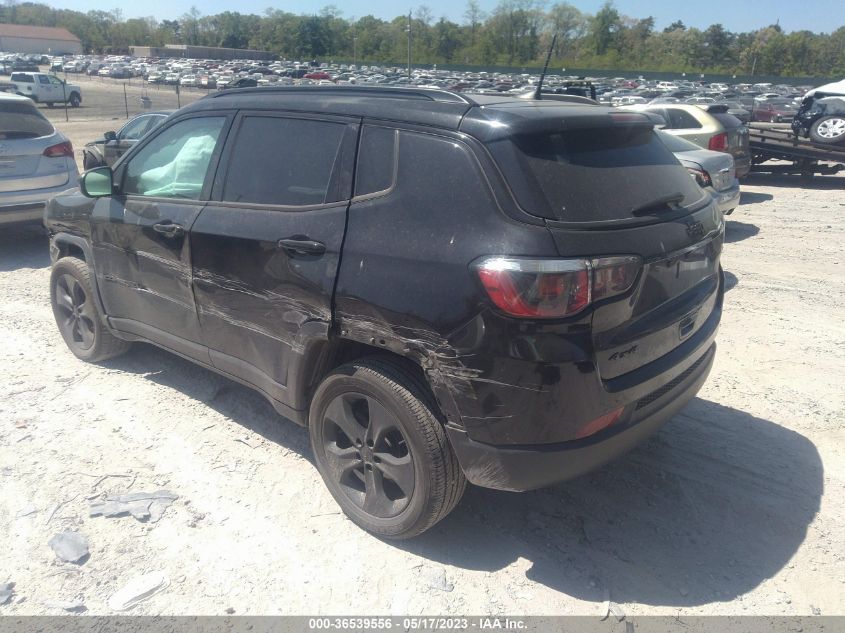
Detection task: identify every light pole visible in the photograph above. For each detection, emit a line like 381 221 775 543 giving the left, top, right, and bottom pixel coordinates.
406 11 412 80
353 36 358 68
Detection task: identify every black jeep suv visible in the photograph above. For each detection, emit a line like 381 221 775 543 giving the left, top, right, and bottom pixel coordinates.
44 87 724 538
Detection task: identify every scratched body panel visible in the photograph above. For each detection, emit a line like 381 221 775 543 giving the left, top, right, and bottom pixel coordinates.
335 127 589 444
190 203 344 397
89 196 204 342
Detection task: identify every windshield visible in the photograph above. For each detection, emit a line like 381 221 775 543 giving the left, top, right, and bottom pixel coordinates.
0 100 54 138
488 124 704 223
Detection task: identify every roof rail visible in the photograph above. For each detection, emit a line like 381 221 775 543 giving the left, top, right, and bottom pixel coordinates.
206 85 476 105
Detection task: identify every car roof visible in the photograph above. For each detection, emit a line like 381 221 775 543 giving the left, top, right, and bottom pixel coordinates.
0 91 38 102
181 86 620 136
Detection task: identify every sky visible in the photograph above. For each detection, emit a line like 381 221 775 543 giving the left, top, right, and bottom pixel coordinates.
41 0 845 34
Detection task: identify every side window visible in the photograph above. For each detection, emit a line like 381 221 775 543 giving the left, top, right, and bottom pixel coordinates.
123 116 226 200
119 116 153 141
665 109 703 129
49 76 63 86
221 116 347 206
38 75 51 85
355 125 397 197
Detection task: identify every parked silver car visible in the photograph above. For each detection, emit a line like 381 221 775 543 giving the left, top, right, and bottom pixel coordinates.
0 93 79 225
658 130 740 215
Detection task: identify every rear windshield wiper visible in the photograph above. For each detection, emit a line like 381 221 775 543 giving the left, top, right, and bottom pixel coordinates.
630 192 686 216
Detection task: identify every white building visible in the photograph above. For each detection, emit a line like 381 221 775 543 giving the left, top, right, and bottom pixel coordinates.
0 24 82 55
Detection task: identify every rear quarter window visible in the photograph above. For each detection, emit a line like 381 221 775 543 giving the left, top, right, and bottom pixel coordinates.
0 100 54 138
355 125 397 196
665 109 703 129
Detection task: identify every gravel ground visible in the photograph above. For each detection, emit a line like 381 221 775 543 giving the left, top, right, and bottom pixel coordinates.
0 98 843 616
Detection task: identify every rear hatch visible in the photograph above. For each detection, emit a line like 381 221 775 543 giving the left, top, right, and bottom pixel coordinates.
0 100 69 192
476 107 723 384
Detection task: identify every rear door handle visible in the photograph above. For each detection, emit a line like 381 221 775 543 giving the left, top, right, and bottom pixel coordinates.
153 221 184 238
277 237 326 256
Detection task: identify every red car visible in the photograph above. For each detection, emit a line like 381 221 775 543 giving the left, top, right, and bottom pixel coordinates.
752 100 798 123
303 71 331 81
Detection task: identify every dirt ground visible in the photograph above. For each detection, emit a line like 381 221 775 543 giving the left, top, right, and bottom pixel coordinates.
0 96 843 617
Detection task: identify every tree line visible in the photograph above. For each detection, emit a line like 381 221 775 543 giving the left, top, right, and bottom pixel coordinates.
2 0 844 77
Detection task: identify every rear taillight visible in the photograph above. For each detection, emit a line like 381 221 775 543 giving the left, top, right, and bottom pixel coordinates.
687 166 712 188
708 132 728 151
474 256 641 319
43 141 73 158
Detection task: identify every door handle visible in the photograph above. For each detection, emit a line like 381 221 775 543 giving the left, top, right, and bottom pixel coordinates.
153 221 184 238
277 237 326 256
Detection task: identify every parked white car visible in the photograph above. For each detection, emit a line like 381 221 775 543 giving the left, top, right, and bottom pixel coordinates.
0 93 79 225
10 72 82 108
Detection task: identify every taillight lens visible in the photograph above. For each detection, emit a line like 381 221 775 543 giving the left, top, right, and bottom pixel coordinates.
575 406 625 440
686 166 712 188
708 132 728 151
474 256 641 319
43 141 73 158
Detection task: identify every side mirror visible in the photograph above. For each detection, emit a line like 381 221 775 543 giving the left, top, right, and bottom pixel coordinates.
79 166 113 198
104 130 117 141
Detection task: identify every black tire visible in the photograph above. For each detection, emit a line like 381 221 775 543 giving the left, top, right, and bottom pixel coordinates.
309 356 466 539
46 102 54 108
82 152 102 171
69 92 81 108
50 257 131 362
809 115 845 145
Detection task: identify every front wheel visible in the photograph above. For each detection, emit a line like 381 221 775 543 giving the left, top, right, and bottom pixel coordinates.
309 357 466 539
809 116 845 145
50 257 131 362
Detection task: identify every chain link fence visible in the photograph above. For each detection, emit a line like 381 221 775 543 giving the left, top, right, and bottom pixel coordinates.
41 71 208 124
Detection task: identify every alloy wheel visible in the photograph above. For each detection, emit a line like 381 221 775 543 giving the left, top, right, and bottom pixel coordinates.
54 273 96 350
321 392 415 518
817 117 845 139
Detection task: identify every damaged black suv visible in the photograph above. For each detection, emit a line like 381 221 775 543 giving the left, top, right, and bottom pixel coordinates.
45 86 724 538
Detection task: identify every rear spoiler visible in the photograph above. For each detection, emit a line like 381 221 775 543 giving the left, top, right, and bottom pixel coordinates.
704 104 730 114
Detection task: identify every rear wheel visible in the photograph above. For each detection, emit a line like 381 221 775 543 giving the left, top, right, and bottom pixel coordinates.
69 92 81 108
809 116 845 145
50 257 131 362
309 357 466 539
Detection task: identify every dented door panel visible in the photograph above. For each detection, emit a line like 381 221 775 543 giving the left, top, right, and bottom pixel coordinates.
91 195 205 344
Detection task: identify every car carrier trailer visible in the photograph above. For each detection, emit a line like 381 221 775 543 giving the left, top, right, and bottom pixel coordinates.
748 122 845 182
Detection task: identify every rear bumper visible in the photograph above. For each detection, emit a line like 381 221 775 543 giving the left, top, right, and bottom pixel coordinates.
0 203 45 226
447 342 716 492
0 182 78 225
709 181 740 214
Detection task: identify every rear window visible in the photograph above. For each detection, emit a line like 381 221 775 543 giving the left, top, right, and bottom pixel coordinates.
711 112 743 129
489 126 704 223
0 100 54 139
657 131 702 153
